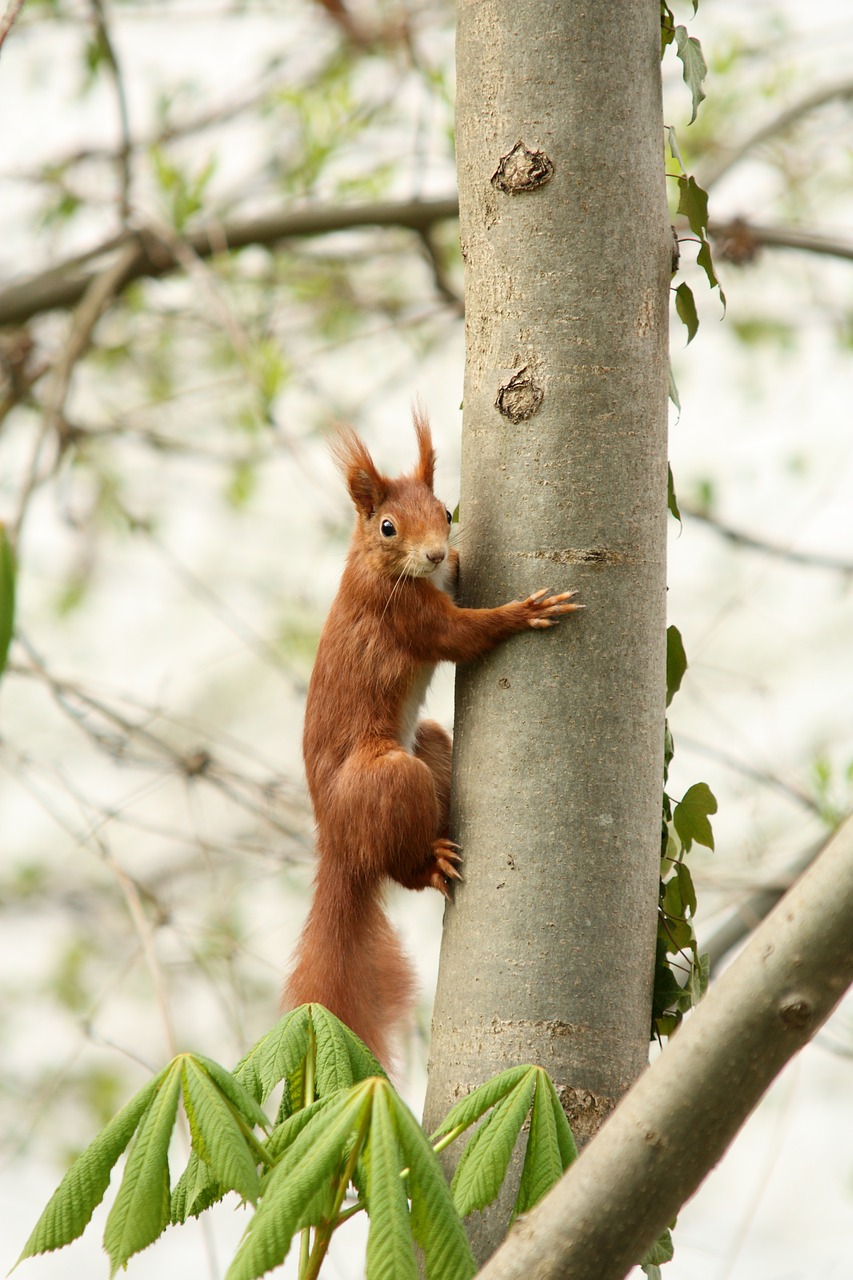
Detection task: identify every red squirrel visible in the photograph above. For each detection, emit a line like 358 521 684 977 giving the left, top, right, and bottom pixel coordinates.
282 410 581 1065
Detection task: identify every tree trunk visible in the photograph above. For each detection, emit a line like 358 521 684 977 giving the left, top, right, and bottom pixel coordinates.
424 0 671 1259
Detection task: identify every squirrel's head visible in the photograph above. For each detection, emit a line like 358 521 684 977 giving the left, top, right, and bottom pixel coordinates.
333 408 453 582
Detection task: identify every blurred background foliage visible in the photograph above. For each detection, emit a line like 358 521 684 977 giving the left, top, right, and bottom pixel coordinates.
1 2 853 1276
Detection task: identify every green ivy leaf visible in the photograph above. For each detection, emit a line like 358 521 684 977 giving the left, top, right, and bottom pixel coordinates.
0 524 16 683
667 465 682 523
673 782 718 852
665 125 685 172
675 281 699 344
696 239 727 313
666 624 687 708
17 1066 169 1262
450 1070 538 1217
675 861 697 916
103 1059 183 1275
674 26 707 123
676 174 709 238
668 363 681 413
660 1 675 54
642 1227 675 1268
393 1093 476 1280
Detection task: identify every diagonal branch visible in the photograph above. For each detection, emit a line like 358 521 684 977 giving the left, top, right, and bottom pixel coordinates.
474 812 853 1280
710 217 853 267
702 78 853 190
681 502 853 574
90 0 133 220
0 197 461 328
0 0 26 54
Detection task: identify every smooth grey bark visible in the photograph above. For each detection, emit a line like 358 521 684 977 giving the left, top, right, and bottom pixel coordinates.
424 0 671 1257
473 812 853 1280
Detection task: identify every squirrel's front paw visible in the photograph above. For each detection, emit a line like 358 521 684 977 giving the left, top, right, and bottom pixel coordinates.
429 838 462 900
524 588 583 629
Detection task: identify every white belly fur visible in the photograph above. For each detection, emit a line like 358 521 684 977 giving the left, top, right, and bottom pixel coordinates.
398 663 436 754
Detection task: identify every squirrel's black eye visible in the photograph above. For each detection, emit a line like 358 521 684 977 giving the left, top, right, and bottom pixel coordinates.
380 518 396 538
445 508 452 525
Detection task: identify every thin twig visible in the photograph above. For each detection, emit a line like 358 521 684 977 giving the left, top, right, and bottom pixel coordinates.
677 731 820 814
11 240 141 538
702 78 853 190
709 218 853 267
90 0 133 221
702 834 831 973
0 197 461 327
0 0 26 55
682 503 853 575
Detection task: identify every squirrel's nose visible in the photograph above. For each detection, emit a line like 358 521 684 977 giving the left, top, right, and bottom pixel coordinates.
427 550 446 565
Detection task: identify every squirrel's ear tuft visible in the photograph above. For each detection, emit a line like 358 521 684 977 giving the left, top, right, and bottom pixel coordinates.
331 427 389 517
412 403 435 490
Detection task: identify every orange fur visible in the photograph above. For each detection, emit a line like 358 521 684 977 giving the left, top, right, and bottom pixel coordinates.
282 411 581 1065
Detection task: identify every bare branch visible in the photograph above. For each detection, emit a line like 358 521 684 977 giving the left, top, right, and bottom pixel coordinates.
710 217 853 267
474 813 853 1280
10 240 141 536
702 837 827 974
678 730 820 814
702 78 853 190
682 501 853 574
0 197 461 327
0 0 26 55
90 0 134 220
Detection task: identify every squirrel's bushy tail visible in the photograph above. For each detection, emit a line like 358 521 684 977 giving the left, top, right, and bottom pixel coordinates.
282 857 416 1068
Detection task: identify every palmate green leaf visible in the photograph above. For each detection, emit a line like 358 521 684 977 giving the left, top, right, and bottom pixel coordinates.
673 781 717 851
514 1074 562 1219
364 1085 418 1280
666 624 687 708
674 281 698 344
430 1064 531 1142
310 1003 387 1093
266 1095 332 1163
225 1081 372 1280
674 26 707 123
0 524 15 682
233 1004 312 1102
170 1148 225 1224
171 1055 270 1223
181 1057 261 1206
392 1092 475 1280
193 1053 272 1132
17 1065 169 1262
103 1058 183 1276
450 1070 538 1218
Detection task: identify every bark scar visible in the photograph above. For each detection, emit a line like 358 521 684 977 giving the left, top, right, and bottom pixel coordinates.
491 141 555 194
523 547 633 566
496 365 544 422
